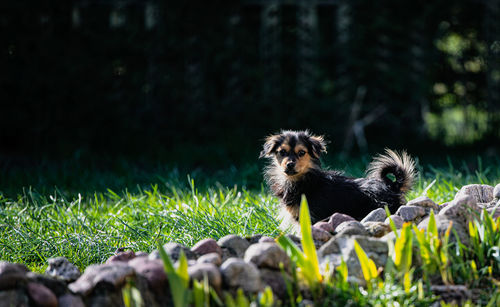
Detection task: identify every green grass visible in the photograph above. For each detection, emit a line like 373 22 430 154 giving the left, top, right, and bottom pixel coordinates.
0 155 499 278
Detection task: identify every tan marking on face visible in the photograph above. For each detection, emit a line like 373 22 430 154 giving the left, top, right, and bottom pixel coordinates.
293 146 314 176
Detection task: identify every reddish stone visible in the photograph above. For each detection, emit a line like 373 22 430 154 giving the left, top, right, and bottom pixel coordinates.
327 213 355 230
106 250 136 263
191 238 222 256
313 221 334 233
27 282 57 307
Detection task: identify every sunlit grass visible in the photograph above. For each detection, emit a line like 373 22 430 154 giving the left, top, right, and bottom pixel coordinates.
0 156 499 274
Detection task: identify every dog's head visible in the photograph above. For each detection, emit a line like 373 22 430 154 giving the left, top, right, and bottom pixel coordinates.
260 130 327 179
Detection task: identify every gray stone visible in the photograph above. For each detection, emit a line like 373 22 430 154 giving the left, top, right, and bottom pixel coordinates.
455 184 494 204
27 272 67 296
218 235 251 257
27 282 58 307
220 258 261 294
396 205 426 222
0 261 29 275
106 250 136 264
188 263 222 291
259 268 289 299
311 226 333 242
246 235 263 244
58 294 85 307
197 252 222 266
487 205 500 219
439 194 479 226
0 261 29 290
328 213 356 230
335 221 368 236
244 243 291 272
221 247 238 263
320 236 388 282
149 242 196 261
363 222 392 237
68 262 135 296
191 238 222 256
361 208 387 223
313 221 334 233
318 238 340 256
384 215 404 229
406 196 439 210
494 184 500 200
258 236 275 243
286 234 301 244
418 215 470 246
45 257 81 282
0 289 29 306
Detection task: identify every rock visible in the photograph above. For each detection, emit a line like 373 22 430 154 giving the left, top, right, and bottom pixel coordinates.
58 294 85 307
106 250 136 264
220 258 261 294
286 234 301 244
487 206 500 219
311 226 333 242
335 221 368 236
384 215 404 229
494 184 500 200
246 235 263 244
27 272 67 297
149 242 196 261
360 208 387 223
188 263 222 291
258 236 275 243
313 221 334 233
431 284 471 304
128 257 168 303
135 251 149 258
395 205 426 222
128 257 166 288
197 252 222 266
221 247 238 263
455 184 494 204
45 257 81 283
320 236 388 283
218 235 250 257
0 262 28 290
439 194 479 226
328 213 355 230
406 196 439 210
27 282 58 307
191 238 222 256
68 262 135 296
418 215 469 246
318 238 340 256
259 268 288 299
363 222 392 237
0 289 29 306
244 243 291 272
0 261 29 275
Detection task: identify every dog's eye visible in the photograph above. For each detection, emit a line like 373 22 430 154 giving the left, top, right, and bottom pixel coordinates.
279 149 287 157
298 150 306 157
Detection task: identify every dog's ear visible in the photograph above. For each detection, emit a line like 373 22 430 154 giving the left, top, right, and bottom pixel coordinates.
308 134 327 159
260 134 282 158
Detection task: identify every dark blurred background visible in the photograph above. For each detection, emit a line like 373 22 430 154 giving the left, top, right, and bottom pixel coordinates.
1 0 499 170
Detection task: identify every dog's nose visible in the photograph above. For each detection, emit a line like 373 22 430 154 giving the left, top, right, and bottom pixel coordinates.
286 161 296 169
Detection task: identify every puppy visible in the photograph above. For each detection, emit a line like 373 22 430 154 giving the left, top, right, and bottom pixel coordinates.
260 130 416 226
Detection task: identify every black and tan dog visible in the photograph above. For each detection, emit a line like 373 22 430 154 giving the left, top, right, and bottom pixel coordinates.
260 130 416 226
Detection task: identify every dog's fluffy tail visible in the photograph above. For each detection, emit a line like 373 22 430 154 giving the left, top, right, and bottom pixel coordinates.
366 149 416 193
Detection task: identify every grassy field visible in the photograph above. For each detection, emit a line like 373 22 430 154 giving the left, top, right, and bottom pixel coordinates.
1 154 499 275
